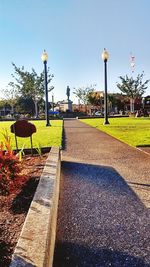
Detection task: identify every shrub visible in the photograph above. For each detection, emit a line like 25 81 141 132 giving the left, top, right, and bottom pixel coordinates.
0 137 26 195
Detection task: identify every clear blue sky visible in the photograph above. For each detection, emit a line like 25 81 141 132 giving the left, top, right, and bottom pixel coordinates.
0 0 150 103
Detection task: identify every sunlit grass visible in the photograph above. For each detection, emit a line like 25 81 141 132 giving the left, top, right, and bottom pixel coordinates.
0 120 63 149
80 117 150 147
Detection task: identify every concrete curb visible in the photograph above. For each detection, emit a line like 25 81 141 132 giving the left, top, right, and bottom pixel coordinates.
9 147 61 267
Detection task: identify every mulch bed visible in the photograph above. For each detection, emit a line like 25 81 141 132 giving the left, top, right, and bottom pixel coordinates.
0 153 48 267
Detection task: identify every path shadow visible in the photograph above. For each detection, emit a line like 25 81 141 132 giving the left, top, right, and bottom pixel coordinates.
10 255 36 267
53 241 150 267
54 161 150 267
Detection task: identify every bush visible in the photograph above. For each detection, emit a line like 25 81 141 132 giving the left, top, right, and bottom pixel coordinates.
38 113 45 119
0 138 26 195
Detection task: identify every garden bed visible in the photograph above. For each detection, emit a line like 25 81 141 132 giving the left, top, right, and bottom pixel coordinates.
0 152 49 267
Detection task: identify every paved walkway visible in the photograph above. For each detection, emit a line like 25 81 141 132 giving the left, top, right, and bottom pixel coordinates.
53 119 150 267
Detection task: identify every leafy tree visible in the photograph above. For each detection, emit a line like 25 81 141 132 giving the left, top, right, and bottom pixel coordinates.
11 63 54 117
0 99 8 109
108 94 117 109
2 82 18 116
88 91 103 107
15 96 35 115
73 84 96 105
108 93 128 113
117 73 149 112
15 96 51 117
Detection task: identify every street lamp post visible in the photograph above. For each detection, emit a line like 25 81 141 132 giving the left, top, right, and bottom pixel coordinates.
41 50 50 126
52 93 54 111
102 48 109 125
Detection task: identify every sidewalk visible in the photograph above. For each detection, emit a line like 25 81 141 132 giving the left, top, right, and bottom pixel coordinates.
53 119 150 267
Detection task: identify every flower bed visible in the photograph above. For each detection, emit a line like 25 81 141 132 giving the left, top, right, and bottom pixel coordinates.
0 153 48 267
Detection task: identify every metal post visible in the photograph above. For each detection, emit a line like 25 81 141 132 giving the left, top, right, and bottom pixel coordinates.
103 59 109 125
30 135 33 156
52 94 54 111
44 61 50 126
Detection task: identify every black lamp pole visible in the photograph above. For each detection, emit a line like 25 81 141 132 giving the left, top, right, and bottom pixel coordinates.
43 60 50 126
102 49 109 125
41 50 50 127
103 58 109 124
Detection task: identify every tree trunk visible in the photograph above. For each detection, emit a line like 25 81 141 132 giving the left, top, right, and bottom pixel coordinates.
78 99 81 112
130 98 135 113
11 105 14 118
100 97 103 113
34 100 38 118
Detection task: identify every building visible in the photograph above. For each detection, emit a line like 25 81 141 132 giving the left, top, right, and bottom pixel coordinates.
56 100 73 112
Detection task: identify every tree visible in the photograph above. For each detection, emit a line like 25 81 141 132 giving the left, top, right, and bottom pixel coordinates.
11 63 54 117
73 84 96 105
15 96 48 116
15 96 35 115
108 94 119 112
2 82 18 116
88 91 104 108
0 99 11 116
117 73 150 112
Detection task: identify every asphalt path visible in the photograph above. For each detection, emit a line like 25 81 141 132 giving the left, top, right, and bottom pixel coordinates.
53 119 150 267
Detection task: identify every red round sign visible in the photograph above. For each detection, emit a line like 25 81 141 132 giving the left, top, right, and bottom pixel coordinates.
10 120 36 137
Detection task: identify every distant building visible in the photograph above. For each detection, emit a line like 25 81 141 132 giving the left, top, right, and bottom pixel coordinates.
144 95 150 111
56 100 73 112
0 106 11 116
72 103 91 114
108 93 142 112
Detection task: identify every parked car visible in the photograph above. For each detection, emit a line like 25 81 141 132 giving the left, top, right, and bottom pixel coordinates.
94 111 103 116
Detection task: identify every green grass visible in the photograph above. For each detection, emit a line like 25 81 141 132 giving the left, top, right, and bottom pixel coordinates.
80 117 150 147
0 120 63 150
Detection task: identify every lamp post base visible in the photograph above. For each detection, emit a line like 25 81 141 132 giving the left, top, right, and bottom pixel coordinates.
46 123 51 127
103 120 109 125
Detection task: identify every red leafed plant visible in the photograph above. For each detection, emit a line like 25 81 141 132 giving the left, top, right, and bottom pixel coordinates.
0 132 26 195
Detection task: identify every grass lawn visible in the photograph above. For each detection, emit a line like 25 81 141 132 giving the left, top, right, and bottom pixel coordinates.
0 120 63 150
80 117 150 147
